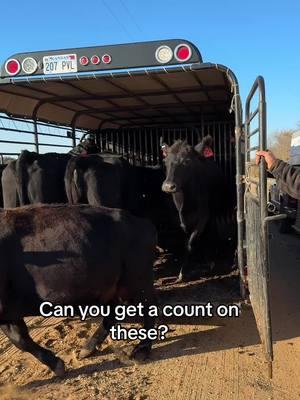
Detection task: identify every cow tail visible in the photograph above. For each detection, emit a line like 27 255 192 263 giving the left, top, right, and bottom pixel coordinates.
64 159 82 204
15 150 30 206
72 169 84 203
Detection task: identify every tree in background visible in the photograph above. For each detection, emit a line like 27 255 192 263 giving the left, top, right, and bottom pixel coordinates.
269 129 294 161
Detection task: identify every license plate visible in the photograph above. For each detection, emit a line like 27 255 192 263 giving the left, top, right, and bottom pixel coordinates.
43 54 77 74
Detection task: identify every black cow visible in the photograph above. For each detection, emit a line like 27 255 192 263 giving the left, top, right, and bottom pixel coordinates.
64 154 127 209
65 154 177 232
132 164 180 232
162 136 231 281
0 204 156 375
1 160 19 208
16 150 71 205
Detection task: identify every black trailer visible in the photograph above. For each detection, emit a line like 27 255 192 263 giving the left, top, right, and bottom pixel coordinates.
0 39 281 375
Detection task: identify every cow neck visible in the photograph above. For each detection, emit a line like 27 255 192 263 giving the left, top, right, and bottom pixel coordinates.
172 179 196 214
173 158 207 212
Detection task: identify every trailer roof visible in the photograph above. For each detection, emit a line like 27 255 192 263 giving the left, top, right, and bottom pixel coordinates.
0 40 239 130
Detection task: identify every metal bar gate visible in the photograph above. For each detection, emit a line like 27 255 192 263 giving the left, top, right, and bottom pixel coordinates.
244 76 275 377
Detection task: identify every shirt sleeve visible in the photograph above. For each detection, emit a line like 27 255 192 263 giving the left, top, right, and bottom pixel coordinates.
269 160 300 200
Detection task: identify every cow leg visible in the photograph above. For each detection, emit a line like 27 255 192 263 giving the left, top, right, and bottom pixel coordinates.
178 218 209 282
178 230 199 282
0 319 65 376
78 305 116 360
130 289 156 362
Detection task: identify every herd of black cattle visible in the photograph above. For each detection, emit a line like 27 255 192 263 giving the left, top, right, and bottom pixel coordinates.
0 135 236 376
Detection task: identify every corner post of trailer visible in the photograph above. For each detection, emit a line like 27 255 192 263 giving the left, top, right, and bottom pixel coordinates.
230 76 246 298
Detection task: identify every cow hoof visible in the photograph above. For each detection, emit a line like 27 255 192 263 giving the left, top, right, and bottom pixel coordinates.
53 358 65 377
130 343 151 362
78 347 95 360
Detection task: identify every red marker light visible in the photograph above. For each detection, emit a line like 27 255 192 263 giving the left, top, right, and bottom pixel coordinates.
79 56 89 66
174 44 192 62
91 55 100 65
102 54 111 64
5 59 21 76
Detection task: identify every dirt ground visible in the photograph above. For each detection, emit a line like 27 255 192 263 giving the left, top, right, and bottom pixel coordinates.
0 224 299 400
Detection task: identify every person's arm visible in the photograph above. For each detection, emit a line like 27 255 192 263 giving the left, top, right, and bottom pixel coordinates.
256 151 300 200
269 160 300 200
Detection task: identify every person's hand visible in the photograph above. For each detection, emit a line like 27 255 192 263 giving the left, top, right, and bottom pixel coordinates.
256 150 277 170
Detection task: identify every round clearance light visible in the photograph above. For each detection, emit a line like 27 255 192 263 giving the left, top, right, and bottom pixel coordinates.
91 55 100 65
174 44 192 62
5 59 21 76
155 45 173 64
79 56 89 66
102 54 111 64
22 57 38 74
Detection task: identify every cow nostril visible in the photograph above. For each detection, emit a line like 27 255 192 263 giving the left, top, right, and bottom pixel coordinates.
162 182 177 192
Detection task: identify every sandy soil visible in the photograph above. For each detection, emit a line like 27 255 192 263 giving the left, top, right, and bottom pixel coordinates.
0 225 299 400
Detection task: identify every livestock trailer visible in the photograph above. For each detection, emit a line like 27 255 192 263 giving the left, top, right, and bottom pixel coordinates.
0 39 281 374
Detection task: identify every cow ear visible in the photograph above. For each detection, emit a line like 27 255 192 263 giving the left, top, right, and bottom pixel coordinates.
195 135 213 156
194 142 203 155
161 143 169 158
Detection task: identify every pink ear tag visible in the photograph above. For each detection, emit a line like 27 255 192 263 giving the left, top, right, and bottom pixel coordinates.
203 147 214 158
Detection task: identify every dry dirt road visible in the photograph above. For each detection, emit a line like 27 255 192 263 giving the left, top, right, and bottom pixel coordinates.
0 225 299 400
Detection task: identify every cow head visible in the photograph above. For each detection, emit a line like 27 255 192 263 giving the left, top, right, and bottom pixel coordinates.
161 140 197 193
161 136 213 193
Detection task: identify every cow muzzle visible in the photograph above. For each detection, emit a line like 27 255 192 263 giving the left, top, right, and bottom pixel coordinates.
162 181 177 193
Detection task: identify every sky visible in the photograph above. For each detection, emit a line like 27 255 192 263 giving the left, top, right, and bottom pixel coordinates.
0 0 299 143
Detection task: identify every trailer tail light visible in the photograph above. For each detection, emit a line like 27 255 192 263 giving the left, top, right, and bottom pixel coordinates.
22 57 38 74
79 56 89 66
5 59 21 76
102 54 111 64
91 55 100 65
174 44 192 62
155 45 173 64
